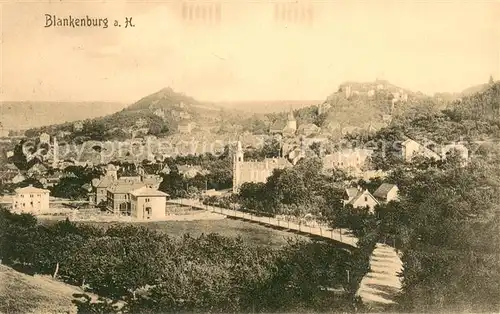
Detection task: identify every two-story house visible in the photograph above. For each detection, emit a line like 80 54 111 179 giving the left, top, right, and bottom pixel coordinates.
12 185 50 214
130 187 169 219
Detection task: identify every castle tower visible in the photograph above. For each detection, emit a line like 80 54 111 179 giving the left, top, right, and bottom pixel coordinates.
287 106 297 131
232 141 244 193
345 85 352 99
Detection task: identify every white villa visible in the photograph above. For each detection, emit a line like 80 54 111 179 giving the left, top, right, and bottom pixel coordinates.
12 185 50 214
130 187 169 220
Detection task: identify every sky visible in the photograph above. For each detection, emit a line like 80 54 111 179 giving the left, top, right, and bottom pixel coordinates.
1 0 499 103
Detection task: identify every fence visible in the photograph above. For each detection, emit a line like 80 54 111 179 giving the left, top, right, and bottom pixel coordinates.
169 199 358 248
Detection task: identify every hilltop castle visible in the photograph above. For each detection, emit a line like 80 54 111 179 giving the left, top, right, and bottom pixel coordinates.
232 141 292 193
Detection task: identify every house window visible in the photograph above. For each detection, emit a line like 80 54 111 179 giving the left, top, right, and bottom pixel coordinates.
30 194 33 198
364 196 368 202
30 202 33 206
145 198 150 202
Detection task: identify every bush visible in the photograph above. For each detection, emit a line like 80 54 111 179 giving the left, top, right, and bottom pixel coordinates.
0 209 369 313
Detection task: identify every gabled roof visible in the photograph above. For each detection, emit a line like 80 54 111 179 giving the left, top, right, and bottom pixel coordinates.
108 182 145 194
4 163 19 171
373 183 398 199
402 138 418 146
270 121 287 131
96 175 116 188
130 186 169 197
348 189 379 206
15 185 50 194
28 163 48 172
345 187 360 200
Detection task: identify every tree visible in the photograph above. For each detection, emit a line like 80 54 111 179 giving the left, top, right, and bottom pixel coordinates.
238 182 270 213
9 140 30 170
378 148 500 312
82 121 107 141
309 142 323 157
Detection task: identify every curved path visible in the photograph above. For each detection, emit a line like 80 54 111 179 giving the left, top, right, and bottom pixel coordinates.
168 198 403 308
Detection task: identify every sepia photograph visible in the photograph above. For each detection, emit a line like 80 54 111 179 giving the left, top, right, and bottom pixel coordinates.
0 0 499 313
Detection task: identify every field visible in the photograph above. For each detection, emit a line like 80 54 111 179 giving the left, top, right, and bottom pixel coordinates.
83 218 307 247
39 216 307 247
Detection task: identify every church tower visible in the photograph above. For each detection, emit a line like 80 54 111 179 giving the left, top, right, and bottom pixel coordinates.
232 141 244 193
286 106 297 131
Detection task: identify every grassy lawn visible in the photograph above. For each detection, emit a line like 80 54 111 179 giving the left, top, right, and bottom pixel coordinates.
0 264 83 314
78 218 308 247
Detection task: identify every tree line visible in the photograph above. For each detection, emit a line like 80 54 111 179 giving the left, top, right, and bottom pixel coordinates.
230 134 500 311
0 209 377 313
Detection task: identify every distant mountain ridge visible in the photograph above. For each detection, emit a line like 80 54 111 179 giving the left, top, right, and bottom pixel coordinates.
448 81 500 121
125 87 219 112
22 87 258 140
215 100 323 113
15 79 496 139
0 101 127 130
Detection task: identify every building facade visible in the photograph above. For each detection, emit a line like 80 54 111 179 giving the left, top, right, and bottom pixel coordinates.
106 181 145 214
130 187 168 219
373 183 399 203
322 148 373 172
232 141 292 192
178 121 196 134
12 185 50 214
343 187 379 213
400 139 441 162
